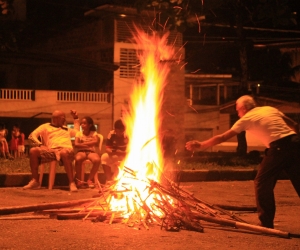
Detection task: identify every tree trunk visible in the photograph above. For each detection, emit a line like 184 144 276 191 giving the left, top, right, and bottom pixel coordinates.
236 0 249 95
235 0 249 154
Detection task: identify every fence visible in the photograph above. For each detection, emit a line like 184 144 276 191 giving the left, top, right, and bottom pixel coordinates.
0 89 33 100
57 91 110 103
0 89 111 103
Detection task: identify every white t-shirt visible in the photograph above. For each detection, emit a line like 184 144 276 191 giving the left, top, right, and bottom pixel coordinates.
29 120 80 149
75 130 98 152
231 106 295 147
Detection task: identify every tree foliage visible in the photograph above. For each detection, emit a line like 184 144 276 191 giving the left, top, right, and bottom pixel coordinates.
134 0 203 32
133 0 297 32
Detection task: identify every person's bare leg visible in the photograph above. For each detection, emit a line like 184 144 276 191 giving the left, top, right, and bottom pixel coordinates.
60 149 75 184
29 147 41 181
0 142 4 158
74 152 85 181
87 153 100 181
111 163 120 180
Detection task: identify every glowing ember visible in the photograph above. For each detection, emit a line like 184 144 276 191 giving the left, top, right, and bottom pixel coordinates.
108 27 175 221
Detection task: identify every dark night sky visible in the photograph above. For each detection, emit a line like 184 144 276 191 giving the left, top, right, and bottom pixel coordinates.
13 1 300 79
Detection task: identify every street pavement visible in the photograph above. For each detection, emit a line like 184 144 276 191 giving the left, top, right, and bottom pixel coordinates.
0 180 299 249
0 168 279 188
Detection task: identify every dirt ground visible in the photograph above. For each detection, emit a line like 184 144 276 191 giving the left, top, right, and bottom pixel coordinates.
0 180 299 250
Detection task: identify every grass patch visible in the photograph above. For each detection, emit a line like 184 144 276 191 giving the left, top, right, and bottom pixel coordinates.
0 158 65 174
175 161 258 171
0 158 104 174
0 152 260 174
173 151 262 171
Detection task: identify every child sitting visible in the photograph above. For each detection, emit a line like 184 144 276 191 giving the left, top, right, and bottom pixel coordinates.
74 116 100 188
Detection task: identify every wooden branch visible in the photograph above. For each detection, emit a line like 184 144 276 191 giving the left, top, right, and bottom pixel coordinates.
37 209 83 214
0 215 50 220
174 212 204 233
213 204 257 212
109 212 115 224
0 198 99 216
193 213 290 238
169 183 247 222
153 180 247 223
56 211 112 220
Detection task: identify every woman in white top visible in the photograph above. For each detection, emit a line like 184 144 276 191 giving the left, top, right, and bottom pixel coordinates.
74 116 100 188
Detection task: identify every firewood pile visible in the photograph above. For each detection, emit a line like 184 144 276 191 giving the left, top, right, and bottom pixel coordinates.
0 166 290 238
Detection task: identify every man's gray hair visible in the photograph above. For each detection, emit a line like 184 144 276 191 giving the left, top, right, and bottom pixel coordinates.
236 95 256 111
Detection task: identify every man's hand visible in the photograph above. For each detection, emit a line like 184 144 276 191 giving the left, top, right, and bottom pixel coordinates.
185 140 202 151
70 110 78 119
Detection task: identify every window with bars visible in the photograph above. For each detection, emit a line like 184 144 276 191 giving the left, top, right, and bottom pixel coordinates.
116 20 183 48
119 48 140 78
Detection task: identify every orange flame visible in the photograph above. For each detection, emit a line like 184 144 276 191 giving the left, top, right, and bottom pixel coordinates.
109 27 174 219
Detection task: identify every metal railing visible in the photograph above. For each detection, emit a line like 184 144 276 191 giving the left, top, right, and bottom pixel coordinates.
0 89 111 103
57 91 110 103
0 89 33 100
188 82 300 106
188 83 240 106
257 85 300 103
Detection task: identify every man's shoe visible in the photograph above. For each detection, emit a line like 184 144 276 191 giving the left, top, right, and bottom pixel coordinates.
23 179 40 190
69 182 78 192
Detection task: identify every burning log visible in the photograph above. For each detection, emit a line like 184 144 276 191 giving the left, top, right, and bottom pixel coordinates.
142 214 149 230
34 165 288 238
162 212 204 233
0 171 291 239
109 212 115 224
157 177 247 222
0 165 290 238
153 176 247 223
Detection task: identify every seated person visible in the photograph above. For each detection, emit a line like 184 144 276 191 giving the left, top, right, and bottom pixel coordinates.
23 110 80 192
0 123 13 160
101 119 128 182
74 116 100 188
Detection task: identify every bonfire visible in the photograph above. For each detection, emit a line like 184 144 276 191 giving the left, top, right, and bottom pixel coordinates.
54 27 288 238
0 27 291 239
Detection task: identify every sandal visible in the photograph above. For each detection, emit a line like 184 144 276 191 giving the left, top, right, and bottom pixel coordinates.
76 180 87 189
87 180 95 188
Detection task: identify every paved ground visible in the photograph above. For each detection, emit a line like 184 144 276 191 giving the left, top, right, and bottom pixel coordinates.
0 180 299 250
0 169 260 188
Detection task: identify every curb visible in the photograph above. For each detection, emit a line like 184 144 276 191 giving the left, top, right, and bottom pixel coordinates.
0 170 289 188
174 170 258 182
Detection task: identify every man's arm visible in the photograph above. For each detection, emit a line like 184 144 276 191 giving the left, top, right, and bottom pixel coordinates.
282 115 299 135
186 129 238 151
28 125 44 146
69 110 80 137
